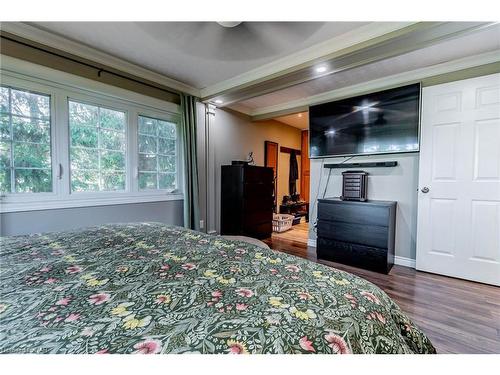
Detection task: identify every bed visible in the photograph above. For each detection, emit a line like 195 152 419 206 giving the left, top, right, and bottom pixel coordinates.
0 223 435 354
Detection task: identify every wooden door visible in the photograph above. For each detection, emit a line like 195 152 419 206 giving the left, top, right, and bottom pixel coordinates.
265 141 279 212
301 130 310 202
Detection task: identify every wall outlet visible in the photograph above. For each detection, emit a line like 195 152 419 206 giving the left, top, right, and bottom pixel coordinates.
199 220 204 229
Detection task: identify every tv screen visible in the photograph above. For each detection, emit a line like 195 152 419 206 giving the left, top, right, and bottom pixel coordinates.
309 83 420 158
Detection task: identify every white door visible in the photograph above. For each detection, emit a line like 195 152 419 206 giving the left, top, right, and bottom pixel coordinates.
416 73 500 286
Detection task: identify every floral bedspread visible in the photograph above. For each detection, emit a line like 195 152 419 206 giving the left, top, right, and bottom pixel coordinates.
0 223 435 354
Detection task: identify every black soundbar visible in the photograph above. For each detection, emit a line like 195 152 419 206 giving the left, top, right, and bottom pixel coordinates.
324 161 398 169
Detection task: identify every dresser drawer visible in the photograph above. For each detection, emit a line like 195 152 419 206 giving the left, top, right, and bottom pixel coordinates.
318 201 389 227
243 197 274 213
244 167 273 183
317 238 391 274
243 210 273 227
243 221 272 240
244 182 274 200
317 220 388 249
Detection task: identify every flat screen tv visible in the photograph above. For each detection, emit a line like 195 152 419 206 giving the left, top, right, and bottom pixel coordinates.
309 83 421 158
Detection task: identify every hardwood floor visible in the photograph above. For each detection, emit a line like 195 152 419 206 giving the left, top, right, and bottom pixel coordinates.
262 234 500 354
270 221 309 245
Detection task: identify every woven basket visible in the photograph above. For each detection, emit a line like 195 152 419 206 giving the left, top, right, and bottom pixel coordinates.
272 214 294 233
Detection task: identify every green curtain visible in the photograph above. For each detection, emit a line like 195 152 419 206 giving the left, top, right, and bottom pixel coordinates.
180 93 200 230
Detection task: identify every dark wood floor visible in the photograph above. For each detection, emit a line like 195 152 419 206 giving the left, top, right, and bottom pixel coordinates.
262 235 500 354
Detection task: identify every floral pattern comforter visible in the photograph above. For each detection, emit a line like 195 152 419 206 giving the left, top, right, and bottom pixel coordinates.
0 223 435 354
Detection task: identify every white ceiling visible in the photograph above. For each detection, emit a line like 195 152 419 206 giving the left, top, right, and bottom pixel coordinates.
233 25 500 114
273 112 309 130
30 22 369 89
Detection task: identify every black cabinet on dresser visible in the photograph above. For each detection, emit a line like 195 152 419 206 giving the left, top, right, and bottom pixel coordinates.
316 198 396 274
221 165 274 239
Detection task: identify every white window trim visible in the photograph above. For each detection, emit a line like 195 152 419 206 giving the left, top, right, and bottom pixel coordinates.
0 55 184 213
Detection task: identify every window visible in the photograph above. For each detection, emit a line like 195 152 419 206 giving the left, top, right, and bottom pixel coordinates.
1 61 182 213
69 100 126 192
0 86 52 193
138 115 177 191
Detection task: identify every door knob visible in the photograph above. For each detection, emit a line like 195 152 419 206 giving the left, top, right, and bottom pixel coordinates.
421 187 430 193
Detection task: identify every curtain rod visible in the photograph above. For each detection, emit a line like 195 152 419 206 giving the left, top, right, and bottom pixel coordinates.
0 34 181 98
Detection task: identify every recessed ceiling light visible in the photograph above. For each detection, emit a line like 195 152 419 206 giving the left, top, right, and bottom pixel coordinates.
316 66 327 73
215 99 223 104
216 22 242 28
298 113 303 118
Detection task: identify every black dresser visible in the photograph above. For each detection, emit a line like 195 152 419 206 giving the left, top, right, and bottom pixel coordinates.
221 165 274 239
316 198 396 273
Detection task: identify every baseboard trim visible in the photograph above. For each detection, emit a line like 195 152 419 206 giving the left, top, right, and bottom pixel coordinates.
306 238 416 269
394 256 416 269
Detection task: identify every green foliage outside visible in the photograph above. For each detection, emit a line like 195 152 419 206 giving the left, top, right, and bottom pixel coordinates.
138 115 176 190
69 101 126 192
0 88 178 194
0 87 52 193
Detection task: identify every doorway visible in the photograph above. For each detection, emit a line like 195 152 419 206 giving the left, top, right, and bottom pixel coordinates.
265 111 310 245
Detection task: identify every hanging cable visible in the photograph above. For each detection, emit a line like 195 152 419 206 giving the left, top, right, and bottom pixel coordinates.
322 156 355 198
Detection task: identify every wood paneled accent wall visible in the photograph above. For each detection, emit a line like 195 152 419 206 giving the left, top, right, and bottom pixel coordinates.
301 130 310 202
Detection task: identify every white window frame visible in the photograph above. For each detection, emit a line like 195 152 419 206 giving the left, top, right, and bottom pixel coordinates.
0 55 183 213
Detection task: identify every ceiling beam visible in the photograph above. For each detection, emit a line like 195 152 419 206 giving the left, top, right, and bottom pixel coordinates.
249 51 500 121
200 22 415 99
204 22 496 106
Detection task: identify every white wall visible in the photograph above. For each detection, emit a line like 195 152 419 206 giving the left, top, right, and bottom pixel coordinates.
309 153 419 260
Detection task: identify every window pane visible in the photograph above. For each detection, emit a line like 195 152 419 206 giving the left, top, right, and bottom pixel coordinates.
15 169 51 193
71 147 99 170
158 155 175 172
101 172 125 191
1 86 52 194
0 142 10 169
12 116 50 144
14 143 51 168
69 101 98 127
138 116 157 135
139 154 157 171
139 172 157 190
138 134 157 153
11 89 50 120
69 100 126 192
0 168 10 192
100 129 125 151
100 108 125 130
0 87 9 113
138 115 177 191
158 120 176 138
71 170 99 192
71 125 98 148
0 114 10 140
159 173 175 190
158 137 175 155
101 150 125 170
